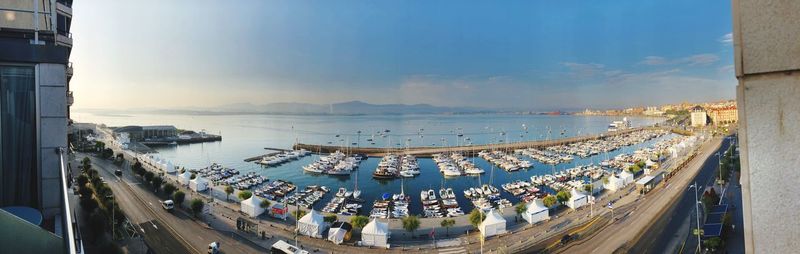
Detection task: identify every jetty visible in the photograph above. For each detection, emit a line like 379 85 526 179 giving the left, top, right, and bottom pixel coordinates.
293 127 660 157
243 147 294 162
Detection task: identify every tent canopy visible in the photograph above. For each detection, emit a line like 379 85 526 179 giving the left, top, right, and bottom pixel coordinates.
526 199 548 213
481 209 506 226
362 220 389 235
299 209 324 225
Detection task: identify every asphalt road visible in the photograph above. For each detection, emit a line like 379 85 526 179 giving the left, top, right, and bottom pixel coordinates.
630 136 734 253
553 135 724 254
83 153 264 254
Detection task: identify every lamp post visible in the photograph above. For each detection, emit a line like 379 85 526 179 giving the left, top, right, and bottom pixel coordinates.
689 182 702 252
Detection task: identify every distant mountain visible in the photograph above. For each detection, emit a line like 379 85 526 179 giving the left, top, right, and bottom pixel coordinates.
207 101 485 115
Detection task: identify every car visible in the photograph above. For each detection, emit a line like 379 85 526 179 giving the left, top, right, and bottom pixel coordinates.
114 169 123 176
161 200 174 211
208 242 220 254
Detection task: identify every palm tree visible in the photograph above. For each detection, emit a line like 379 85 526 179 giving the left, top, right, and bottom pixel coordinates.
440 219 455 236
402 215 421 238
224 185 234 201
514 202 527 222
468 209 486 229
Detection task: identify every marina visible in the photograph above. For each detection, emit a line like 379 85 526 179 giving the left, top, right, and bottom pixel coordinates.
76 112 671 216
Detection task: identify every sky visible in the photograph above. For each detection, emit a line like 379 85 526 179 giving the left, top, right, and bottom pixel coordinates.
70 0 736 111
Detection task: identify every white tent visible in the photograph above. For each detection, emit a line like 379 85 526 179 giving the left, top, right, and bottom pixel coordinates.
619 171 635 186
240 196 265 218
327 222 352 245
361 220 390 248
567 189 588 210
164 161 176 173
604 175 625 191
189 177 208 192
179 171 192 185
479 209 507 238
297 210 327 238
523 199 550 225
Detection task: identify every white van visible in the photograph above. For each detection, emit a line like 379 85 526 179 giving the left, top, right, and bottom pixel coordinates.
208 242 220 254
160 200 174 211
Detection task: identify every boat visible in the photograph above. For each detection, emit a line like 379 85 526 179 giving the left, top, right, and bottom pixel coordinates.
399 171 414 178
335 187 346 197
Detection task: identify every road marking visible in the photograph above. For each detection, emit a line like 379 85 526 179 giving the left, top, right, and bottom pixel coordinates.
151 221 158 229
438 247 466 254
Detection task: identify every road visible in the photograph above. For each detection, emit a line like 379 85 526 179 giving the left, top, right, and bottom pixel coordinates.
82 153 264 254
630 136 734 253
553 135 726 253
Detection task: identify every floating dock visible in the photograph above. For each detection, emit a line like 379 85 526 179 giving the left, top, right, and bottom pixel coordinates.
293 126 662 157
243 147 294 162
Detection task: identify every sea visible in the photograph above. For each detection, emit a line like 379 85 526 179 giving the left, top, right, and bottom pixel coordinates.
73 112 668 215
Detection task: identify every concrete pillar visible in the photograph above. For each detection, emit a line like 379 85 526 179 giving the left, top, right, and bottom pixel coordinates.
733 1 800 253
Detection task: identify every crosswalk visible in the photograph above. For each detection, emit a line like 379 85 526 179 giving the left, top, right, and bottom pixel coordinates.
437 238 467 254
438 246 467 254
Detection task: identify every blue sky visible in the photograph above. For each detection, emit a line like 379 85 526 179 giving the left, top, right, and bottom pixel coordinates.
71 0 735 110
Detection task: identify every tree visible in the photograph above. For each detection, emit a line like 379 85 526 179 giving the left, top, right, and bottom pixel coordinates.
440 219 456 236
324 214 338 223
556 190 572 204
132 160 143 174
173 191 186 207
79 196 99 214
292 209 307 219
224 185 234 201
515 202 527 222
635 160 646 169
543 195 557 208
260 199 271 209
102 148 114 159
350 215 369 229
94 141 105 152
628 164 642 174
77 174 89 187
238 190 252 201
190 173 197 180
468 209 486 229
88 210 108 242
115 153 124 162
144 171 154 182
401 215 421 238
703 237 723 251
81 157 92 172
151 176 163 191
190 198 205 217
163 183 177 196
583 184 593 193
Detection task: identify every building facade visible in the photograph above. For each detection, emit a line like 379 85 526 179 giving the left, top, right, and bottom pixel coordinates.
707 105 738 125
690 106 708 127
0 0 80 253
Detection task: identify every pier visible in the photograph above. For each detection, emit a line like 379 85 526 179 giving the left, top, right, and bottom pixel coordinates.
243 147 294 162
293 126 661 157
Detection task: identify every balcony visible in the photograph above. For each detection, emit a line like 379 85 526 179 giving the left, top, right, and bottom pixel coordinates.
56 0 73 18
66 62 73 81
56 32 73 48
67 91 74 106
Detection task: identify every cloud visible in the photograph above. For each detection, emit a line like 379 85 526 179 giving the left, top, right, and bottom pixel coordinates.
682 54 719 66
561 62 605 78
718 64 735 73
639 56 667 66
637 53 719 67
719 33 733 44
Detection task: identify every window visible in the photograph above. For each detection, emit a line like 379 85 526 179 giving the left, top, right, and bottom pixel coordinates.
0 65 38 208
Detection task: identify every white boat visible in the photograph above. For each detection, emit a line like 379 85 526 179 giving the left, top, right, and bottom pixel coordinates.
399 171 414 178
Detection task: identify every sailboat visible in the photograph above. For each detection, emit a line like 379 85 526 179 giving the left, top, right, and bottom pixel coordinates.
352 170 361 199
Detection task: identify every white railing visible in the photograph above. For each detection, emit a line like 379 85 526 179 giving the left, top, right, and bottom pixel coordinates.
58 147 82 254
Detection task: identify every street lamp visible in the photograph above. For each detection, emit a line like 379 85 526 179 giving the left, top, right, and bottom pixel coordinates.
688 182 702 252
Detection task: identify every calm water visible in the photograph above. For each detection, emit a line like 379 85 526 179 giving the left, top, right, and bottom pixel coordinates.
74 112 666 214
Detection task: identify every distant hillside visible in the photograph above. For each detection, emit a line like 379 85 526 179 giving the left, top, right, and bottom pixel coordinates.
94 101 490 115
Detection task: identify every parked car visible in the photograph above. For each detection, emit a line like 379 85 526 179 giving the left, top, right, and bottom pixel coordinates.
161 200 174 212
208 242 220 254
115 169 122 176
